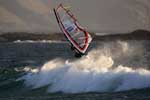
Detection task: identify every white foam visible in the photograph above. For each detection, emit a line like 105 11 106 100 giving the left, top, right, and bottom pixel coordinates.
13 40 67 43
18 41 150 93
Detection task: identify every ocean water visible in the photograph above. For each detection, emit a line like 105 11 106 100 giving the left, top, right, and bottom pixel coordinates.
0 39 150 100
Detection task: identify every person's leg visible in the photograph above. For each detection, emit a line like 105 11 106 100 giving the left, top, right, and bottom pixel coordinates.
70 45 75 50
74 51 83 58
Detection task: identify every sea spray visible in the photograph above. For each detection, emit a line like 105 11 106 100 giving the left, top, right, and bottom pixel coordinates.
18 40 150 93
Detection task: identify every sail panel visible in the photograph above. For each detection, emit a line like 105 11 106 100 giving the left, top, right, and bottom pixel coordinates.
54 4 92 53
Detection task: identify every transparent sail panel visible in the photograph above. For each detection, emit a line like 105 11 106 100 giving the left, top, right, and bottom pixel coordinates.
57 7 86 48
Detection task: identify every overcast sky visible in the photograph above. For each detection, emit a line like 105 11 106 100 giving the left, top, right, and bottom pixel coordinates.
0 0 150 33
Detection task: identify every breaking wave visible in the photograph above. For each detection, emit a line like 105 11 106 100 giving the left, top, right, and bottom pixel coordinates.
18 40 150 93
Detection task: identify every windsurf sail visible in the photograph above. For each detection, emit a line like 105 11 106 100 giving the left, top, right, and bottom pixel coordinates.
53 4 92 54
